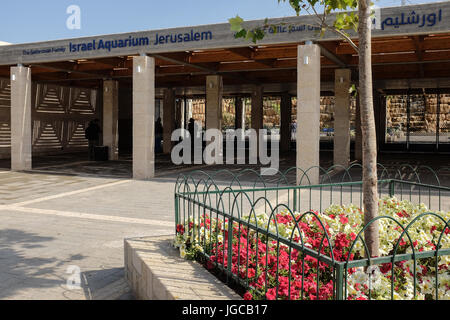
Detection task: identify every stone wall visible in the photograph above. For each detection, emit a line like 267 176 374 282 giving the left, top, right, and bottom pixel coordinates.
292 96 357 132
190 96 359 132
386 94 450 135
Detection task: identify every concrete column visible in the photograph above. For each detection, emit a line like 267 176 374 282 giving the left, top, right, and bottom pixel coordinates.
355 90 362 161
103 80 119 160
206 75 223 131
163 88 175 154
186 98 193 120
297 44 320 185
334 69 351 168
10 66 32 171
280 92 292 153
205 75 223 162
132 56 155 180
235 97 244 129
251 86 263 162
251 86 263 131
175 98 184 130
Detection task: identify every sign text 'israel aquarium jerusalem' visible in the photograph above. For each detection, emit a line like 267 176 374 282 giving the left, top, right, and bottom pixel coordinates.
67 30 213 53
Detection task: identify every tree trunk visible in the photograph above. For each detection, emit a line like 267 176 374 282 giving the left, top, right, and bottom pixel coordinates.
358 0 379 257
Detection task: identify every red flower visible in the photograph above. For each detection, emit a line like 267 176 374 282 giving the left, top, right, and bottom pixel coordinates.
176 224 185 235
396 210 409 218
335 233 350 249
339 215 349 224
266 288 277 300
243 292 253 300
380 262 392 274
206 259 215 270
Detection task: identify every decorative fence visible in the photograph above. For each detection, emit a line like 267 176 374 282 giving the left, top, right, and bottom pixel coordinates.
174 165 450 300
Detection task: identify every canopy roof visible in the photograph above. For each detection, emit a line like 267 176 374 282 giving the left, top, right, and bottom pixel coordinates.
0 2 449 89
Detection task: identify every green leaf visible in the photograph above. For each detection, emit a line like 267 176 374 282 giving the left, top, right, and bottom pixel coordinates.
229 15 244 32
235 29 247 39
245 30 254 41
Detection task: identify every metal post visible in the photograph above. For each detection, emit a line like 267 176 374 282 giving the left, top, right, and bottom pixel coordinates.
406 90 411 151
436 89 441 151
335 263 345 300
293 189 297 212
389 179 395 198
174 194 179 232
227 217 233 283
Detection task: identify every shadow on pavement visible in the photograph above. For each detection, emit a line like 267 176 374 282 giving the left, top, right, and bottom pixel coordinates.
0 229 61 299
80 267 134 300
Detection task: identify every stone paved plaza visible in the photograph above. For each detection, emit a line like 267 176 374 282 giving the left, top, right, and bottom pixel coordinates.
0 170 176 300
0 151 448 300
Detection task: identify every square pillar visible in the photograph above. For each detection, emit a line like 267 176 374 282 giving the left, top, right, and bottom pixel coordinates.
251 86 263 161
205 75 223 163
297 44 320 185
251 86 263 131
206 75 223 131
186 98 193 120
175 98 183 130
132 56 155 180
11 66 32 171
163 88 175 154
235 97 244 129
103 80 119 161
334 69 351 168
280 92 292 153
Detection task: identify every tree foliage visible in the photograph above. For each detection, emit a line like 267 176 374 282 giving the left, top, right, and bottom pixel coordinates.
229 0 369 52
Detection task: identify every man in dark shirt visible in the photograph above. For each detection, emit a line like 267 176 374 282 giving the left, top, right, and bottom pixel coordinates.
85 119 101 160
155 117 163 153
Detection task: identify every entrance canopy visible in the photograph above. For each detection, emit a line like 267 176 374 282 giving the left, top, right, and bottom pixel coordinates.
0 2 449 180
0 2 449 89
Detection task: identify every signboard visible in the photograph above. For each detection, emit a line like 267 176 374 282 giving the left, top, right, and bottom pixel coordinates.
0 2 449 66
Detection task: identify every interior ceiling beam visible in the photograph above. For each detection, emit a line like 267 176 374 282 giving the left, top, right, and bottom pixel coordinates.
90 57 128 68
149 53 217 74
30 63 108 78
318 42 348 68
337 35 450 54
227 47 255 59
148 53 261 85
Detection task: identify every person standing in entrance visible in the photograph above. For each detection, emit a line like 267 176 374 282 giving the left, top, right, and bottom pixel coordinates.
188 118 197 162
155 117 163 153
85 119 101 160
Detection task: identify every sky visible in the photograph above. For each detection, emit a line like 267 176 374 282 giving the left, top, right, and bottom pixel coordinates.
0 0 443 44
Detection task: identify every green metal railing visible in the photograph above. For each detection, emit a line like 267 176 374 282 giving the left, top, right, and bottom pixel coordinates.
174 166 450 300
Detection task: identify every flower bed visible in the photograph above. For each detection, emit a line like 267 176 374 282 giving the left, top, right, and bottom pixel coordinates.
173 197 450 300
